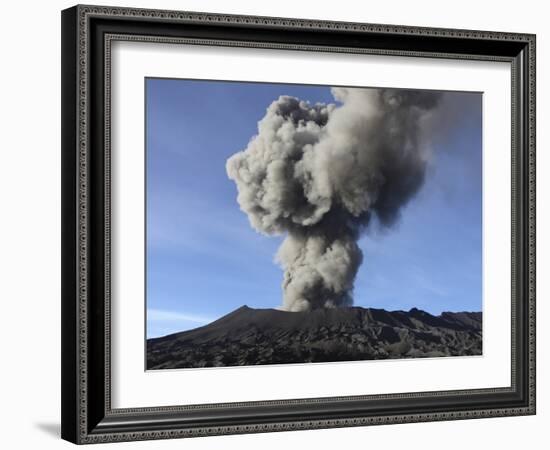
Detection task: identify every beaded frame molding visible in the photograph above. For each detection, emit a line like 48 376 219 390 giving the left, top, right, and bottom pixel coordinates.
61 4 536 444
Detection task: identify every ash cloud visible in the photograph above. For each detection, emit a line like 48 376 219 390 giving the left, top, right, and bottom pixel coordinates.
226 87 442 312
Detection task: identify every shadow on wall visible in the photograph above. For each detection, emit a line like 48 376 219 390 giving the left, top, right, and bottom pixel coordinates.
34 422 60 438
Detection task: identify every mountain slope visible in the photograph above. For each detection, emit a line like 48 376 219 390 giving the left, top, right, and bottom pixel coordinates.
147 305 482 369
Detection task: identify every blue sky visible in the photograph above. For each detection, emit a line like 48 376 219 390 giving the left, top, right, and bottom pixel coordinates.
145 78 482 338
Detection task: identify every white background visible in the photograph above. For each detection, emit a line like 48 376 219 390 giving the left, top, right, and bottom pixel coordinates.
0 0 546 449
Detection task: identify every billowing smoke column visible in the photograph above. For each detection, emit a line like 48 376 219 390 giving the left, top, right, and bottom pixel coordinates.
226 87 442 312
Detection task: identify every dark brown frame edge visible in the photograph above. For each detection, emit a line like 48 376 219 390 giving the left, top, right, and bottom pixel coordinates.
61 4 536 444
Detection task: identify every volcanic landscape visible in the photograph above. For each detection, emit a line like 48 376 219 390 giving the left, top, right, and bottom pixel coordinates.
147 305 482 369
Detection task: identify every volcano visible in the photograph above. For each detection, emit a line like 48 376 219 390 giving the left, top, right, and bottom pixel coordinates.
146 305 482 370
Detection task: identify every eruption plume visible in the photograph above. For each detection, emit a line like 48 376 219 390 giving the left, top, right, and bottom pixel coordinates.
226 87 442 311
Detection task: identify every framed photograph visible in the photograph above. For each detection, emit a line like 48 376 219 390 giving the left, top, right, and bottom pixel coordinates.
61 4 536 444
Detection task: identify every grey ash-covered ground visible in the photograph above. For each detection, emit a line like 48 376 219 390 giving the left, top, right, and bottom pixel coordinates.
146 306 482 369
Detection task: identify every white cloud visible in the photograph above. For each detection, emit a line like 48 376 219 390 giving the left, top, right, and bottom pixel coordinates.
147 308 213 325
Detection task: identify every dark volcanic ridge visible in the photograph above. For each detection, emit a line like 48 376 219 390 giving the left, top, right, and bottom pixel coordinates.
147 305 482 370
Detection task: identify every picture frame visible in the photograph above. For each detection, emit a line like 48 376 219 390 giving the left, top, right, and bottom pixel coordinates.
61 4 536 444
